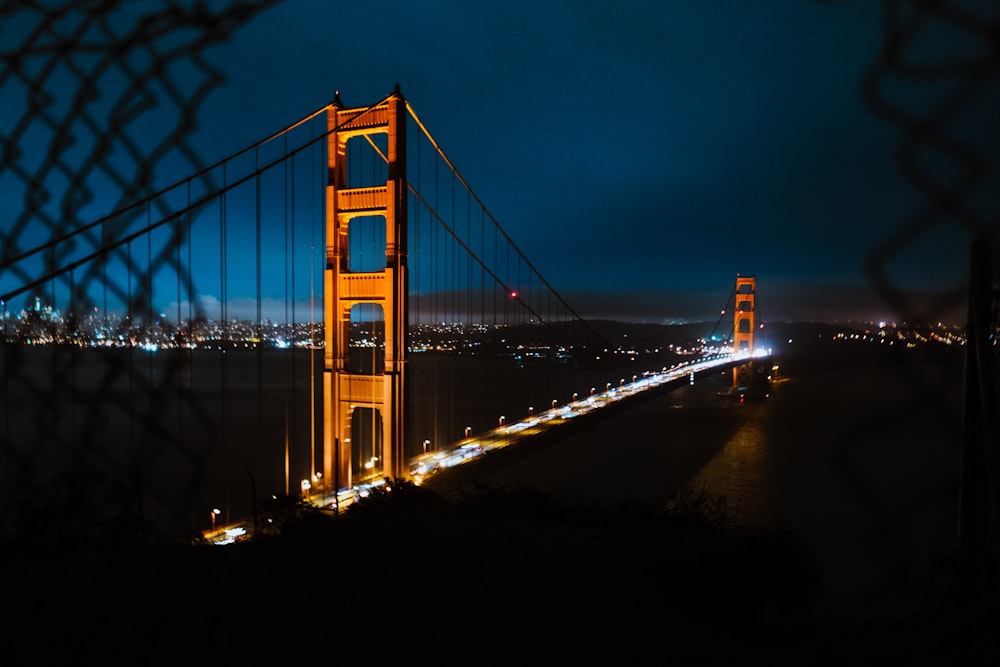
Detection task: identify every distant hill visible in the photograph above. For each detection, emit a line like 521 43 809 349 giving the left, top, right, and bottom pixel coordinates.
562 283 965 326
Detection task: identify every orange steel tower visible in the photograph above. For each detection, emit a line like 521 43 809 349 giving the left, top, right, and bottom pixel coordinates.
732 275 756 390
323 87 408 491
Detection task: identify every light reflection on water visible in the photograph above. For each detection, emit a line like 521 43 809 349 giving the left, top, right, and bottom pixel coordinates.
688 417 772 525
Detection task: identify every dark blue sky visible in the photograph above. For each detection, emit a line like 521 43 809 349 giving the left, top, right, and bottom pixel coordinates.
4 1 997 324
184 0 997 323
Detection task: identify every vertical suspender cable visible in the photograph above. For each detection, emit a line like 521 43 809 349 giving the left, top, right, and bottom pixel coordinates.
372 136 379 472
101 219 107 326
221 162 229 524
288 133 301 483
255 145 264 489
176 192 183 453
127 239 134 452
467 189 472 331
184 181 193 479
284 136 292 491
449 170 456 440
309 120 318 489
481 207 485 327
493 222 497 328
432 145 439 445
69 268 76 436
147 201 154 439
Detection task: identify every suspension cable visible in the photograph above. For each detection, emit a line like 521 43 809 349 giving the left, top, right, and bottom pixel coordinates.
707 277 737 343
405 101 613 349
1 93 395 303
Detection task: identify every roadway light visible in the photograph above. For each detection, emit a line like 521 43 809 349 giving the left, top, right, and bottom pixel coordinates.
528 406 534 416
211 508 221 531
552 399 557 409
423 439 430 453
499 416 505 426
465 426 471 439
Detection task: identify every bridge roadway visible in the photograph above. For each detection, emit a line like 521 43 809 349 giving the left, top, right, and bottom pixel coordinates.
204 351 762 544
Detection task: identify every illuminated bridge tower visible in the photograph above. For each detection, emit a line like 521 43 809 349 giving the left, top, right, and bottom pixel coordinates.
323 88 408 491
732 275 756 391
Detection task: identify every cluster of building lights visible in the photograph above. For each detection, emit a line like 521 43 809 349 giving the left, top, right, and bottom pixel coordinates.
829 321 966 348
4 300 967 356
0 298 326 349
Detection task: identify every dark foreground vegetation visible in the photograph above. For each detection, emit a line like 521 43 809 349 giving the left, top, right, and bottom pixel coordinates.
2 475 996 664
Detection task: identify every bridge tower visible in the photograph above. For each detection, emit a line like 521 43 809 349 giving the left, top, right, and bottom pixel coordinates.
732 275 756 391
323 87 408 491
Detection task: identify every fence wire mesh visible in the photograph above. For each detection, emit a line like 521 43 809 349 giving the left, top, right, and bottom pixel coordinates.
1 0 280 542
0 0 998 642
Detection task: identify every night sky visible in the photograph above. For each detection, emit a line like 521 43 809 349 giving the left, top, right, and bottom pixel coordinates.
195 1 999 324
5 1 999 324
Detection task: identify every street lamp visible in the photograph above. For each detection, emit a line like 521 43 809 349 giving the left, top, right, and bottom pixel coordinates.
423 439 430 453
528 406 533 416
464 426 471 439
499 415 505 427
551 399 557 409
210 508 221 531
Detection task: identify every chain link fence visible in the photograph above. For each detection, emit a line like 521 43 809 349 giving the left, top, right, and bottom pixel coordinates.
1 0 280 543
0 0 997 640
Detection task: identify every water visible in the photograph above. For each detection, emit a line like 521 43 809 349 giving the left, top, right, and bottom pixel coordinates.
478 339 966 622
0 345 322 539
1 336 966 623
0 341 668 539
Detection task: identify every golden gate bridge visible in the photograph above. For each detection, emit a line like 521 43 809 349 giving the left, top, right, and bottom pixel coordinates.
0 86 765 541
